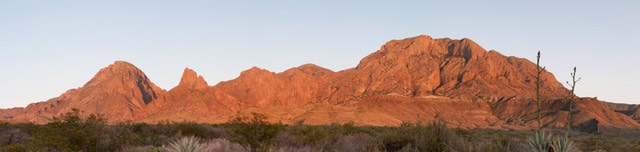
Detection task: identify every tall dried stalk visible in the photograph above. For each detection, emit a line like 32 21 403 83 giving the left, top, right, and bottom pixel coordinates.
565 67 581 138
536 51 546 130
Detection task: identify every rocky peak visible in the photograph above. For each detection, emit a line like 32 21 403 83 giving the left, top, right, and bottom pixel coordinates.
381 35 442 55
357 35 448 69
82 61 162 105
177 68 209 90
291 64 334 77
239 66 274 77
85 61 149 87
350 35 568 100
104 61 142 73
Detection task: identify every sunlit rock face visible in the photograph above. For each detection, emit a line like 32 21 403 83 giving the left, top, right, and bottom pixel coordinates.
1 35 638 132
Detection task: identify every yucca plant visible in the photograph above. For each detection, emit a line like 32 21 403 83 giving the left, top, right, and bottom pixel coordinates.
551 137 579 152
526 51 553 152
164 136 205 152
527 130 552 152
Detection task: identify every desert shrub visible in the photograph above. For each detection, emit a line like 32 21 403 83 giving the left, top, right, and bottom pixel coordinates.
472 136 528 152
0 128 30 147
274 130 302 148
0 143 27 152
333 122 358 134
381 125 414 151
134 123 173 146
201 138 250 152
118 121 207 147
227 113 284 152
174 123 219 139
114 122 228 149
579 136 620 151
110 122 151 147
330 132 381 152
487 136 510 150
269 145 315 152
414 121 471 152
277 122 333 150
23 109 120 152
121 145 164 152
380 122 470 152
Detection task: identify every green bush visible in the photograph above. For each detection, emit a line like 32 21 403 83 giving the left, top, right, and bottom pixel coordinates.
227 113 284 152
382 125 414 151
23 108 119 151
287 124 331 148
379 121 471 152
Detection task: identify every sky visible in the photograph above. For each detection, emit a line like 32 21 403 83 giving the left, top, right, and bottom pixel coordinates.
0 1 639 108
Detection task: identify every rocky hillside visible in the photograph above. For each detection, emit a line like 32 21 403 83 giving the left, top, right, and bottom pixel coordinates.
605 102 640 121
1 35 638 132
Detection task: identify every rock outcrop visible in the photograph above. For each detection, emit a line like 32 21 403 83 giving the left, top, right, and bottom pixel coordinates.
177 68 209 90
605 102 640 120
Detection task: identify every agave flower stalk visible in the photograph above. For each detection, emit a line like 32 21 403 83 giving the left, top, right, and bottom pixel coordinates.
565 67 581 138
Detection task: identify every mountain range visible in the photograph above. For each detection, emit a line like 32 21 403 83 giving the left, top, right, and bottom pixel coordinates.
1 35 638 133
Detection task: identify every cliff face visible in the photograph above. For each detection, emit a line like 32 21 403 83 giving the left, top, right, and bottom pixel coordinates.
326 36 568 105
1 35 637 132
605 102 640 120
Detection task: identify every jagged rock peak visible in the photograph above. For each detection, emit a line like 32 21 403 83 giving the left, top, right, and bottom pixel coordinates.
178 68 209 90
78 61 162 107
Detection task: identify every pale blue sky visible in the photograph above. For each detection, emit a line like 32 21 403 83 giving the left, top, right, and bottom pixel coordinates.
1 1 638 108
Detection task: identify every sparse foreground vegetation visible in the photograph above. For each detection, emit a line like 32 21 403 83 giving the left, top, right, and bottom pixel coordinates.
524 51 581 152
0 111 639 152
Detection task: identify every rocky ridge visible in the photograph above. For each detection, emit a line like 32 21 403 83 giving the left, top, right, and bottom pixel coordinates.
1 35 638 132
